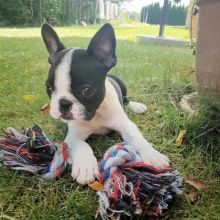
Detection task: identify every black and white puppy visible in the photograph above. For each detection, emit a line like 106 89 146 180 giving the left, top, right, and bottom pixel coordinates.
41 23 169 184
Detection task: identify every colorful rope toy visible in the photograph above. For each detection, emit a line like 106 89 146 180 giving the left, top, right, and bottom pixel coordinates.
0 125 182 219
0 125 67 179
97 143 182 219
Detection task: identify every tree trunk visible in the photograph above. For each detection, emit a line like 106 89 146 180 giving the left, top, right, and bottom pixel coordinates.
158 0 169 37
66 0 70 24
186 0 195 28
39 0 42 24
144 7 148 23
196 0 220 108
93 0 99 24
86 0 88 23
77 0 80 24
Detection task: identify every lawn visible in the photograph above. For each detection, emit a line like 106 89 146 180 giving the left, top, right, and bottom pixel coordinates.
0 23 220 220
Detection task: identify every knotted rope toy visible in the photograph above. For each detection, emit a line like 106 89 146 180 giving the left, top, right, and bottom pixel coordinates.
97 143 182 219
0 125 182 219
0 125 67 179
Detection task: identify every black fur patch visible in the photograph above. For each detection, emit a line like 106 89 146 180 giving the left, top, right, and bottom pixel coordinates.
69 49 107 119
108 75 129 105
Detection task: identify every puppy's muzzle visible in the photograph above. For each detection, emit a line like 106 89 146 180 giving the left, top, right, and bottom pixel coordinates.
59 99 74 120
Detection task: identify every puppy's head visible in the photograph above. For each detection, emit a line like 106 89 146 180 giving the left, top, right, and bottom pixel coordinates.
41 23 116 122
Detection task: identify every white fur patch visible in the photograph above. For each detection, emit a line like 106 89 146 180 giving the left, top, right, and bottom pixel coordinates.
49 49 86 121
63 77 168 185
70 140 99 185
128 101 147 114
64 127 99 185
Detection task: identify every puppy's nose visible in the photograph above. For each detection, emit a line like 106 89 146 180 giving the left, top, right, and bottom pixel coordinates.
59 99 73 111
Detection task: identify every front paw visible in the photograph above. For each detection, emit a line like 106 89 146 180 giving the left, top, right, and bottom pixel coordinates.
71 144 99 185
138 148 170 169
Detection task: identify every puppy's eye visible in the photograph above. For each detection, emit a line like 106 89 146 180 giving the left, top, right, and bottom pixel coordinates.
82 85 95 97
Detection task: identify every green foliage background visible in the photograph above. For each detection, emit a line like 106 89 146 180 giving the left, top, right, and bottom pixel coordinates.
141 2 187 26
0 0 130 26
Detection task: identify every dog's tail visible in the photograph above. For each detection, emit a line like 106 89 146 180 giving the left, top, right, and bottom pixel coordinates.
108 75 147 114
127 101 147 114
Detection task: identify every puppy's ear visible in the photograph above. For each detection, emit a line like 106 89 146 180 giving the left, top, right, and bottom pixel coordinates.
87 23 116 70
41 23 65 64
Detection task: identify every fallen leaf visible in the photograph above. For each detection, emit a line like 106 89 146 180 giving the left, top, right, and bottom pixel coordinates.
185 178 208 193
127 90 135 98
23 95 36 102
88 181 103 191
40 103 50 114
176 129 186 146
186 190 198 204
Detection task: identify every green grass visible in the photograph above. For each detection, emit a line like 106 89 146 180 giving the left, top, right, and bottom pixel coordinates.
0 23 220 220
0 23 189 41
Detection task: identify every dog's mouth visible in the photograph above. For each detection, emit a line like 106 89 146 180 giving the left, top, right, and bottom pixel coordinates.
61 113 74 120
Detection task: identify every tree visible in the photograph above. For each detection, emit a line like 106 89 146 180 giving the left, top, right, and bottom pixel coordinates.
159 0 183 37
141 3 186 26
0 0 132 26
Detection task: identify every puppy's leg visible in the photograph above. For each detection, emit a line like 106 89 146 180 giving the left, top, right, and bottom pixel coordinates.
109 113 169 169
70 140 99 185
64 125 99 185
